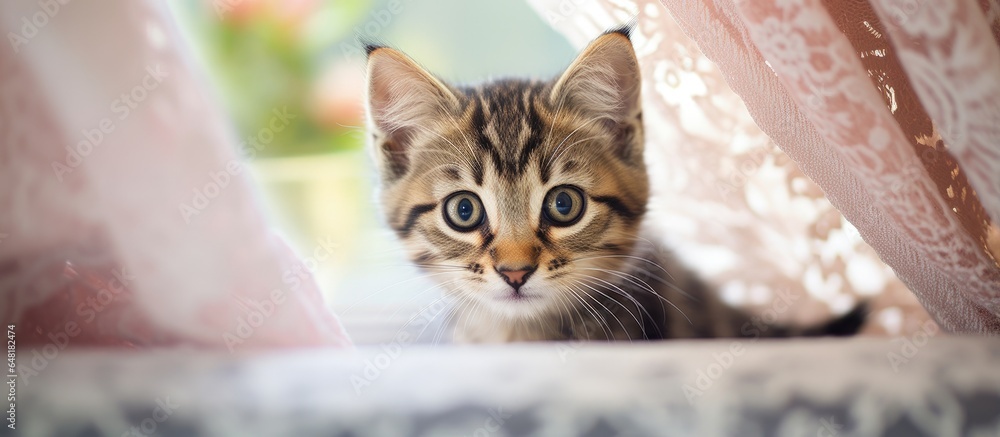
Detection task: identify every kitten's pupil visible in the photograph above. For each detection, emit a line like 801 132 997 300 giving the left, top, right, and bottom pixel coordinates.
555 192 573 215
458 198 474 221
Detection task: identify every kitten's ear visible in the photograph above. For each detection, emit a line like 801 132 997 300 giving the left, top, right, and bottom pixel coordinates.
366 45 459 180
549 29 641 123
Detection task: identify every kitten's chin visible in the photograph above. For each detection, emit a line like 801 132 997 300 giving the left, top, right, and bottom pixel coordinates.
477 286 553 320
491 290 540 302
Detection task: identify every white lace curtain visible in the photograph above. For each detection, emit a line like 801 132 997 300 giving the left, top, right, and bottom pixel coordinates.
528 0 1000 334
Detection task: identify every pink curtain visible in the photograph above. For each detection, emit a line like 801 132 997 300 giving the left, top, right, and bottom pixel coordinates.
0 2 350 348
529 0 1000 334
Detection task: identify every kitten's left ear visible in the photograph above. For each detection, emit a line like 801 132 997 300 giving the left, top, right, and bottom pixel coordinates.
550 28 642 124
366 45 460 181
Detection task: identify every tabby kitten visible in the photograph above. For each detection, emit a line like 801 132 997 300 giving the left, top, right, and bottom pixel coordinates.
364 27 866 342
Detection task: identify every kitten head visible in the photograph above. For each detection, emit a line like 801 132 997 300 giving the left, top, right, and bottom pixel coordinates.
365 29 647 320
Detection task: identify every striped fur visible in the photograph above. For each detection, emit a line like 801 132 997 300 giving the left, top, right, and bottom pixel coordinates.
365 29 866 342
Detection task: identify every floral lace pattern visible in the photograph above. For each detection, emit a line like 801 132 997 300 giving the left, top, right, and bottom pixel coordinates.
527 0 1000 333
871 0 1000 228
740 0 1000 314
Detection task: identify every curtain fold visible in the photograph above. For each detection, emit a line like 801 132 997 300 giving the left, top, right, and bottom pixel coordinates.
529 0 1000 333
736 0 1000 319
869 0 1000 227
0 1 351 348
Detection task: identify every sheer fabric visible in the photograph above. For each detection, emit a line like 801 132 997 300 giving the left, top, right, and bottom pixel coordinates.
0 2 350 348
528 0 1000 333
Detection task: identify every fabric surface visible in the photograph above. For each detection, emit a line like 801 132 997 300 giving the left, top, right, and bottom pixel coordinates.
526 0 1000 334
18 337 1000 436
0 2 350 349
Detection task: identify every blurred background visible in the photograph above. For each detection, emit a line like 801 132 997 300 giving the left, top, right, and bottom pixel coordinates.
167 0 576 330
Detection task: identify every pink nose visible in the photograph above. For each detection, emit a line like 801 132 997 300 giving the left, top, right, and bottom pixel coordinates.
497 266 536 289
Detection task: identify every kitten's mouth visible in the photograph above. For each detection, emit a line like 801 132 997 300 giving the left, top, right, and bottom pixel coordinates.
494 290 539 302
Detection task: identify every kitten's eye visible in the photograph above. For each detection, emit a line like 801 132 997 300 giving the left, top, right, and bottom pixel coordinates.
443 191 485 231
544 185 585 226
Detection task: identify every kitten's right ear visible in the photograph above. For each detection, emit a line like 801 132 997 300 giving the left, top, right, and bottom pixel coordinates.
366 46 459 180
549 29 641 123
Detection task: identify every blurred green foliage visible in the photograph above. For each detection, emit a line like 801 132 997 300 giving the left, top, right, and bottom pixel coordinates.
170 0 372 157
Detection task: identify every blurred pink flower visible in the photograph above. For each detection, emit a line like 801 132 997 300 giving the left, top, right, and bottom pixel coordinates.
212 0 321 31
310 59 366 129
